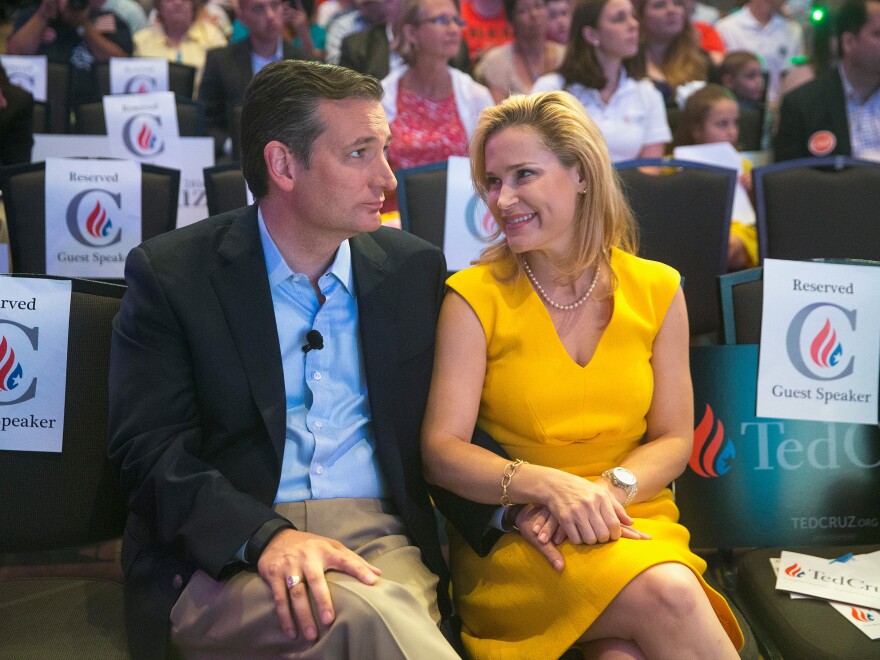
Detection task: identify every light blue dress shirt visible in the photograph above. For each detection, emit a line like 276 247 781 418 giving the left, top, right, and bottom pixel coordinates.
257 211 388 503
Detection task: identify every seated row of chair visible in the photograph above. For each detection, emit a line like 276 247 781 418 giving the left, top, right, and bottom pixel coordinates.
21 61 198 135
2 155 879 338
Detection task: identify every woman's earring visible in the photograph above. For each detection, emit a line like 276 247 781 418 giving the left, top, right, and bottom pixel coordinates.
579 187 588 194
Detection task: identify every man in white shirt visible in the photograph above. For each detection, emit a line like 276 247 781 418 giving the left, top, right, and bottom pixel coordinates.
716 0 805 105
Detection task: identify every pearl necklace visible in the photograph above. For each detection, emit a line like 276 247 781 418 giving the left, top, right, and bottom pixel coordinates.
523 258 600 311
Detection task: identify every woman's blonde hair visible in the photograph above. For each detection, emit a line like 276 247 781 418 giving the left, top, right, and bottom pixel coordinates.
469 91 638 285
631 0 707 90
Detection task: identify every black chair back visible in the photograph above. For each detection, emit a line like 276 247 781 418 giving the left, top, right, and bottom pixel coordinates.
754 156 880 263
74 97 206 136
231 104 243 161
396 160 448 251
32 99 50 133
737 105 764 152
615 158 737 336
46 62 70 133
0 161 180 277
204 161 248 216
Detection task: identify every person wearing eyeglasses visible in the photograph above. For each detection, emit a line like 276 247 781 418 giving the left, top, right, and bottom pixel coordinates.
475 0 564 102
382 0 493 186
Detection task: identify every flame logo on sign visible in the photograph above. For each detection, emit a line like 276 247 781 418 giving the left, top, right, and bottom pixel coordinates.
784 563 805 578
137 122 157 152
810 318 843 368
851 608 875 623
85 200 113 238
689 404 735 477
0 336 23 392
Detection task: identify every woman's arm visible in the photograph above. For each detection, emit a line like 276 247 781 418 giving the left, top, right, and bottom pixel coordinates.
596 287 693 506
422 290 636 546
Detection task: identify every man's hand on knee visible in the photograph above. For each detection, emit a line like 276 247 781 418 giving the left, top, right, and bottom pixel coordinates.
257 529 382 642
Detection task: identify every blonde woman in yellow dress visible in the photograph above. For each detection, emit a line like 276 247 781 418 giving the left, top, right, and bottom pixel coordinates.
421 91 744 658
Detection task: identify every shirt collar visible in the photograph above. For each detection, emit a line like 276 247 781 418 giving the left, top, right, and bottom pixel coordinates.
250 37 284 73
257 207 354 295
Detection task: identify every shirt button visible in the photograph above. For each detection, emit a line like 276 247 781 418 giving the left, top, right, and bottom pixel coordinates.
316 465 324 475
314 421 323 429
313 371 322 381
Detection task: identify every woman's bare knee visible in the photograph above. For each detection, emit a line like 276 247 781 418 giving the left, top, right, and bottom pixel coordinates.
581 637 646 660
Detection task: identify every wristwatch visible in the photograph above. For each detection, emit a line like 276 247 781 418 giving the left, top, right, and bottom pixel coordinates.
602 467 638 507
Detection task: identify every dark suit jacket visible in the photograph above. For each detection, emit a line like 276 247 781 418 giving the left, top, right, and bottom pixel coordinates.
0 82 34 166
775 68 852 161
108 206 460 659
339 23 471 80
198 40 308 156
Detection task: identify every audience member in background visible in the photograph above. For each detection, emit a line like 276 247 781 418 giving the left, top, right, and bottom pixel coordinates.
134 0 227 92
200 0 234 36
382 0 492 175
682 0 721 65
461 0 514 63
777 12 836 97
340 0 471 79
476 0 564 102
533 0 670 161
199 0 310 156
0 62 34 166
776 0 880 161
631 0 709 108
103 0 150 32
673 84 758 269
324 0 388 63
8 0 133 109
720 50 772 148
715 0 804 106
420 90 744 660
545 0 571 44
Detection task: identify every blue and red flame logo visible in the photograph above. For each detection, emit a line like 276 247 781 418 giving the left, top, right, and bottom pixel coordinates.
851 608 875 623
689 404 735 478
122 113 165 158
123 75 157 94
784 563 805 577
786 302 855 380
465 195 498 240
810 318 843 368
84 200 114 238
0 335 24 392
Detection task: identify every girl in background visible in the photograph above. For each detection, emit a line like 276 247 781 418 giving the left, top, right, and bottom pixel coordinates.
673 83 758 270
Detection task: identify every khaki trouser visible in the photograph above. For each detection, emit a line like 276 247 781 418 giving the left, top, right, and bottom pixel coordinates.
169 498 459 659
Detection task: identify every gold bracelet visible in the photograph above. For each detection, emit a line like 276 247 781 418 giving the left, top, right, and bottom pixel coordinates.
501 459 528 507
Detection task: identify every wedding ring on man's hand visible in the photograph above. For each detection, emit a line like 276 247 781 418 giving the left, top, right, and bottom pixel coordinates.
286 575 301 589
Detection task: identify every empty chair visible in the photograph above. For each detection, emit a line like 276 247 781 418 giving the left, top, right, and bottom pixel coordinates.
704 264 880 660
95 61 197 99
754 156 880 263
0 274 129 659
203 161 248 216
615 158 736 337
0 160 179 277
32 99 50 133
74 96 206 136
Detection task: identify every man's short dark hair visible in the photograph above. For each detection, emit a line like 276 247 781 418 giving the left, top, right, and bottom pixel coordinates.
240 60 384 199
836 0 878 57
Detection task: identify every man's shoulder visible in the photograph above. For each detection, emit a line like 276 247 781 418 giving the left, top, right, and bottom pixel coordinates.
785 69 842 106
137 207 250 263
356 226 442 262
205 39 249 65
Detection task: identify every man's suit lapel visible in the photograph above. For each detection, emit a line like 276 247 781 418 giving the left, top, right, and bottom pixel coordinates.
826 70 853 154
232 40 255 91
211 206 287 464
350 233 407 504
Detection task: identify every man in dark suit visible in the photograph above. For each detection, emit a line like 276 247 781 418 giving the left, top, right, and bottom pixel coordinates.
775 0 880 161
0 63 34 167
199 0 310 157
339 15 471 79
108 60 464 659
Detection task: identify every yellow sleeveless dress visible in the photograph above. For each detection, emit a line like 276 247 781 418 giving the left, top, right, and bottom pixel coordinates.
446 248 743 659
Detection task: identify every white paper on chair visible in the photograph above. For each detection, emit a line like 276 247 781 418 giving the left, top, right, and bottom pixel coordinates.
44 157 142 278
109 56 170 95
672 142 755 227
0 277 71 453
776 550 880 609
0 54 48 102
103 91 182 167
771 553 880 638
443 156 498 272
756 259 880 424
